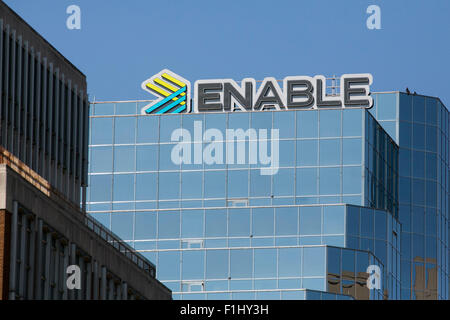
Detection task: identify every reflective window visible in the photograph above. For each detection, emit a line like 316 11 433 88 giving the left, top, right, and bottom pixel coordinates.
91 118 113 145
160 116 182 142
297 140 318 166
296 168 318 195
254 248 277 278
137 116 159 143
181 171 203 199
159 172 180 200
159 144 180 171
250 169 271 197
228 209 250 237
323 206 345 234
181 210 204 238
90 146 113 172
299 206 321 235
273 168 294 196
297 111 318 138
343 109 362 136
279 140 295 167
230 249 253 278
113 174 134 201
228 170 249 198
114 117 136 144
252 208 274 236
273 111 295 138
114 146 135 172
158 211 180 239
377 93 397 120
303 247 325 276
182 251 204 280
343 138 361 165
135 211 157 240
279 248 302 277
204 171 225 198
320 110 341 137
343 166 362 194
111 212 133 240
275 207 298 235
135 173 157 201
319 167 340 195
412 96 425 123
320 139 341 165
158 251 180 280
206 250 228 279
360 208 374 238
205 209 227 237
136 145 158 172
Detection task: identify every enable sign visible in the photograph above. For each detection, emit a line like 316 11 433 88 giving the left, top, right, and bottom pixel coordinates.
141 69 373 115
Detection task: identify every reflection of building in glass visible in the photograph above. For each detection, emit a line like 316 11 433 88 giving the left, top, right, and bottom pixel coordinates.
369 93 448 300
0 1 170 300
87 95 450 300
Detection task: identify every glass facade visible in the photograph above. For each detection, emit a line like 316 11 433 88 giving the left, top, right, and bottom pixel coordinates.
86 100 415 300
370 93 449 300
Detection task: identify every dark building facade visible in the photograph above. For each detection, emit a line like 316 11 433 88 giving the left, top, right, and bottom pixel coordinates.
0 1 171 300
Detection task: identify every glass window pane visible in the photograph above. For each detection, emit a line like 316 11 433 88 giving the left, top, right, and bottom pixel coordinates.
114 146 135 172
320 110 341 137
160 116 182 142
114 117 136 144
135 211 157 240
296 168 318 195
279 248 302 277
205 209 227 237
250 169 271 197
343 138 362 165
230 249 252 278
273 168 294 196
274 111 295 138
89 174 112 202
158 172 180 200
135 173 157 201
182 251 204 280
275 207 298 235
252 208 274 236
228 209 250 237
323 205 345 234
113 174 134 201
377 93 397 120
343 109 362 136
279 140 295 167
158 251 180 280
319 167 340 195
297 140 318 166
228 170 249 198
158 211 180 239
319 139 341 165
254 248 277 278
303 247 325 276
299 206 321 235
181 171 203 199
206 250 228 279
343 166 362 194
136 145 158 172
91 117 113 145
297 111 318 138
111 212 133 240
181 210 204 238
204 171 225 198
137 116 159 143
90 146 113 173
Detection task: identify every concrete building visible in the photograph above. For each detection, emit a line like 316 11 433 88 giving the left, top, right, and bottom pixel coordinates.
0 1 171 300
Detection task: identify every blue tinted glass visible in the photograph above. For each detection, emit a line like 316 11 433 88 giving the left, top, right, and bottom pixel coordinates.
114 146 135 172
181 210 204 238
91 118 113 145
228 209 250 236
323 206 345 234
343 109 362 136
158 251 180 280
181 171 203 199
114 117 136 144
279 248 302 277
412 124 425 150
113 174 134 201
93 103 114 116
297 140 318 166
204 113 226 133
228 170 249 198
205 209 227 237
319 139 341 165
135 173 157 201
160 116 182 142
206 250 228 279
254 248 277 278
425 98 438 125
299 206 321 235
412 179 425 206
90 174 112 202
346 206 360 236
135 211 157 240
273 168 294 196
251 112 272 130
182 251 204 279
380 121 396 141
426 125 437 152
204 171 225 198
296 168 318 195
343 138 361 165
230 249 252 278
158 211 180 239
360 208 374 238
228 112 249 130
297 111 318 138
111 212 133 240
274 111 295 138
303 247 325 276
343 166 362 194
252 208 274 236
159 144 180 171
136 145 158 171
399 149 411 177
399 121 412 148
158 172 180 200
275 207 298 235
319 167 340 195
250 169 271 197
412 150 425 178
137 116 159 143
320 110 341 137
279 140 295 167
412 96 425 123
90 146 113 172
399 93 412 121
377 93 397 120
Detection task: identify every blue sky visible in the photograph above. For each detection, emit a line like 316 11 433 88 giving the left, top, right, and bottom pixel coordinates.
4 0 450 106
